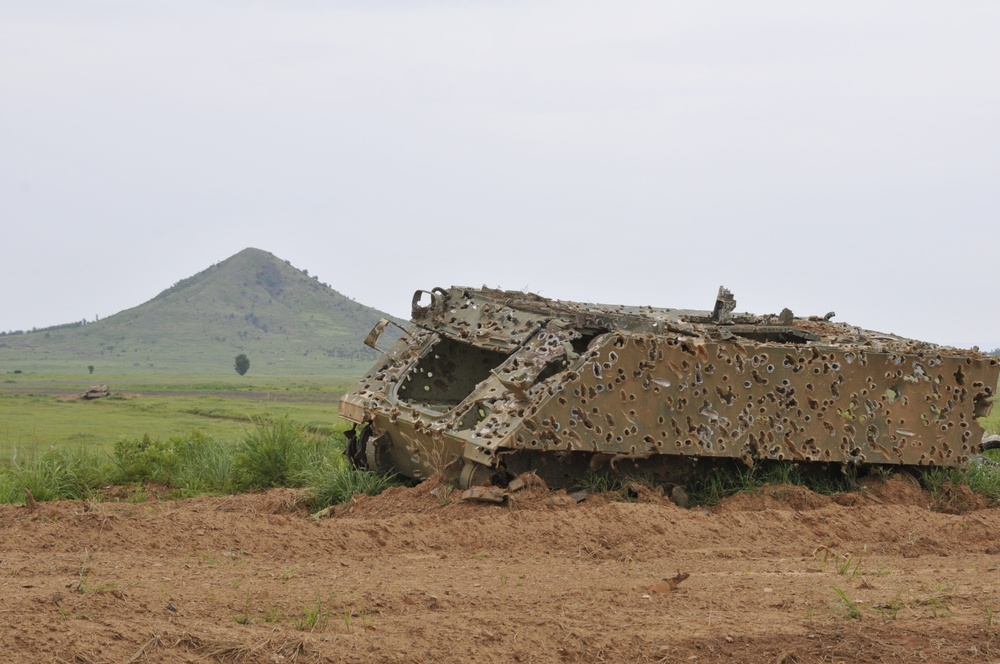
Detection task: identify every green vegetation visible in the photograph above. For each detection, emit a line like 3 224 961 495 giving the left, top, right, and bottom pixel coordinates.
828 580 961 622
872 598 903 621
234 416 311 489
680 455 1000 509
982 396 1000 436
835 548 866 578
0 361 395 508
0 416 396 508
832 586 862 620
308 461 397 509
574 470 628 495
0 372 359 394
0 374 356 455
684 459 856 506
234 353 251 376
918 462 1000 505
295 594 331 631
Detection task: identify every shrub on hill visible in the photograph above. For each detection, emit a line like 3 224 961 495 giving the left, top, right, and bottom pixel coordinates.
234 353 251 375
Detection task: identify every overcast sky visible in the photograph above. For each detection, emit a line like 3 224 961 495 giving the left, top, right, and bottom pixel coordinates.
2 1 998 350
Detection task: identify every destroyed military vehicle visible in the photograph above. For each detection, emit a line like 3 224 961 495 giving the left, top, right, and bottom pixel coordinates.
340 286 1000 488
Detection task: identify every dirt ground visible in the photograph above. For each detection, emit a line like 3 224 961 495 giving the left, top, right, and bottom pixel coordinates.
3 476 1000 663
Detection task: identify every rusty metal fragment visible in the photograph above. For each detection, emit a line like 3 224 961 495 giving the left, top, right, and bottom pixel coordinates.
341 286 1000 488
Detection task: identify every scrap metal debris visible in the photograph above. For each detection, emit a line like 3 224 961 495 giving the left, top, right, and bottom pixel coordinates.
82 385 111 399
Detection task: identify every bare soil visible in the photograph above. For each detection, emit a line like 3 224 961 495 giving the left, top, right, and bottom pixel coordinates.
3 476 1000 663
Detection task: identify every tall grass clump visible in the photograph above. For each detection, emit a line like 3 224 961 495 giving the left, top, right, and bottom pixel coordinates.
0 446 117 503
685 461 765 505
969 464 1000 502
0 474 20 503
229 415 397 506
304 454 397 511
920 463 1000 505
573 471 626 494
234 416 332 490
111 431 237 495
176 434 236 494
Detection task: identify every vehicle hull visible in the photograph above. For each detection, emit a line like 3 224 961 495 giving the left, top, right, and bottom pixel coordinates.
341 287 999 487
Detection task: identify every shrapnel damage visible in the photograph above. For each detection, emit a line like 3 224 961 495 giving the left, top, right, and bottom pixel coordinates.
341 286 1000 488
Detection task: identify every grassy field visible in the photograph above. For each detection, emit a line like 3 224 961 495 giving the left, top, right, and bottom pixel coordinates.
985 405 1000 436
0 370 388 507
0 370 359 395
0 367 996 508
0 372 361 455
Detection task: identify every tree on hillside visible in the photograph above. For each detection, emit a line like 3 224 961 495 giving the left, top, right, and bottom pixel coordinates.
234 353 251 376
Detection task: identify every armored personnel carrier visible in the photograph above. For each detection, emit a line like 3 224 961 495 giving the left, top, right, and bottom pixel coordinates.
340 286 999 488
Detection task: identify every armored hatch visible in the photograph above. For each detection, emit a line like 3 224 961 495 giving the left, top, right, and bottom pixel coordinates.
340 286 999 488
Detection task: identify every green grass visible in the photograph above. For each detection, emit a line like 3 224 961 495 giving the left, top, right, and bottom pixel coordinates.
573 471 627 494
0 371 359 394
832 585 862 620
919 463 1000 505
0 368 397 508
234 416 326 489
684 450 1000 508
0 415 397 506
0 385 349 455
836 548 866 578
982 394 1000 436
307 458 397 510
684 459 856 506
1 444 131 502
294 594 331 631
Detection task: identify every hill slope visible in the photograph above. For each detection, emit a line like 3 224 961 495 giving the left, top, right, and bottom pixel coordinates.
0 248 398 376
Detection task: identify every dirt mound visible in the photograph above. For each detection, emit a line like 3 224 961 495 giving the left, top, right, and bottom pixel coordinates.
335 474 454 519
714 483 833 512
711 474 990 514
857 473 929 504
3 482 1000 663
